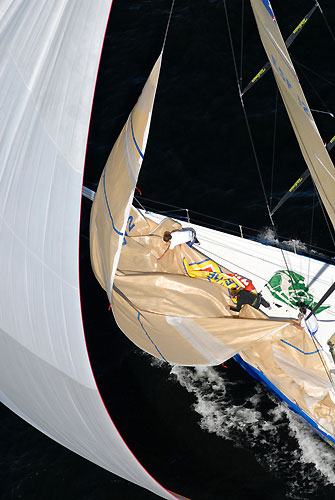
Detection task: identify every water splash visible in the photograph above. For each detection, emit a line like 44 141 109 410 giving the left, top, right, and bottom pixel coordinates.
256 227 329 261
285 409 335 486
170 365 335 498
258 227 309 253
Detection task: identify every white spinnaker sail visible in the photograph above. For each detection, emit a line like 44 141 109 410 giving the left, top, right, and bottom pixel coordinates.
250 0 335 228
0 2 176 499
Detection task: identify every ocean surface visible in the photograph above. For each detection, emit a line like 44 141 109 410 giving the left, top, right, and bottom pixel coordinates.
2 1 335 499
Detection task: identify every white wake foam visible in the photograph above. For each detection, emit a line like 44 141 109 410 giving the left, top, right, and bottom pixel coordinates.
169 365 335 498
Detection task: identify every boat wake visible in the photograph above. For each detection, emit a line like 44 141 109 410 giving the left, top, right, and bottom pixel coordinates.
169 365 335 499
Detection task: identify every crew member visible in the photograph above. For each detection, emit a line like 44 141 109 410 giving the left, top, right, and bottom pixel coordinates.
227 287 270 313
157 228 198 261
292 303 319 335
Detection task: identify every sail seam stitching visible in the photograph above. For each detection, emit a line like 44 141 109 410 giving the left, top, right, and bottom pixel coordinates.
130 112 144 159
280 339 319 355
137 313 167 362
102 167 123 236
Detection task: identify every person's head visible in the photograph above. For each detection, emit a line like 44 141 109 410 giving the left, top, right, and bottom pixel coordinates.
163 231 172 242
298 302 307 314
230 288 240 298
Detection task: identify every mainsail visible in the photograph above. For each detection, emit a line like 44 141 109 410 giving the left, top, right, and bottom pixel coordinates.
250 0 335 228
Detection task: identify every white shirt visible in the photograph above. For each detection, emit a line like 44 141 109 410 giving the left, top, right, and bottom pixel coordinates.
169 229 195 250
300 309 319 335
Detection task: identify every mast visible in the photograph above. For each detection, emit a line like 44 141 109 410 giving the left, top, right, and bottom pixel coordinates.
250 0 335 229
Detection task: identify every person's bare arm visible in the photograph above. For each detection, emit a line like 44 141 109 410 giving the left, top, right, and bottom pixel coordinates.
290 320 304 330
157 245 171 261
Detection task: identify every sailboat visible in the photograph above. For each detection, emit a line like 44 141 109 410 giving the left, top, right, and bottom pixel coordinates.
1 1 334 500
90 0 335 450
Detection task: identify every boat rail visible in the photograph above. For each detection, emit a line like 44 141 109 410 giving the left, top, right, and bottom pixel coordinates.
133 196 335 264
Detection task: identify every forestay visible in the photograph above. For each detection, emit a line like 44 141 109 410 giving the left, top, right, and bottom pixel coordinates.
250 0 335 228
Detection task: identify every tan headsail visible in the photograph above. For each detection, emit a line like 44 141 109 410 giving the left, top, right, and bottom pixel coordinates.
115 208 297 365
90 54 162 301
92 171 292 365
89 50 299 366
250 0 335 228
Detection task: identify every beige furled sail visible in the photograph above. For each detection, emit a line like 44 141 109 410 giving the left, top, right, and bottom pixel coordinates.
240 321 335 435
89 52 297 367
90 54 162 302
111 207 294 365
250 0 335 228
91 154 293 366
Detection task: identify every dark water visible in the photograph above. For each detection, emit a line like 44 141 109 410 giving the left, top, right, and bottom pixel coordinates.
2 1 335 499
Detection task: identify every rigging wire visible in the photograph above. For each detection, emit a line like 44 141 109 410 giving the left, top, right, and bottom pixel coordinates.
270 90 279 212
239 0 244 87
307 189 316 286
310 109 335 118
291 58 335 89
313 181 335 249
222 0 302 304
293 59 334 117
317 1 335 44
222 0 274 226
311 336 335 391
133 195 335 258
162 0 176 51
134 195 146 212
